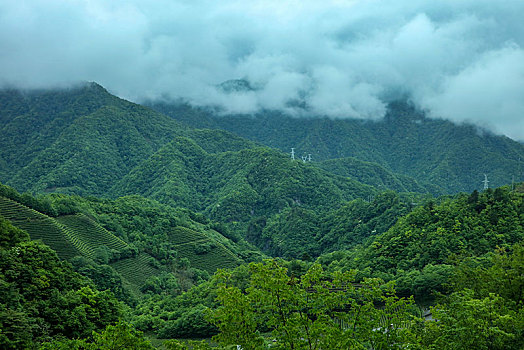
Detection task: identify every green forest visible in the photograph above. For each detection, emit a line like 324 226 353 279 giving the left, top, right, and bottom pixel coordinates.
1 84 523 349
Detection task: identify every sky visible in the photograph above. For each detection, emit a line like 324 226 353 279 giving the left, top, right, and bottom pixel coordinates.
1 0 524 140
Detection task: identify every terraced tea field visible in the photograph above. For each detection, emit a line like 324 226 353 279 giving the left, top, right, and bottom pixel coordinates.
0 196 81 259
111 253 162 288
1 195 240 292
57 214 128 257
168 226 241 273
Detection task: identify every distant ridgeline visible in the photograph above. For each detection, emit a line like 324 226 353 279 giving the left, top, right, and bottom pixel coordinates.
150 99 524 194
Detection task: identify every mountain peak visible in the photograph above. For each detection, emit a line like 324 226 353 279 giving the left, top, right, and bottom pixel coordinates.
217 79 255 93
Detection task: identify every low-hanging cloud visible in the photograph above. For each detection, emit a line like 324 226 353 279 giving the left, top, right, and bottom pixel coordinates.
1 0 524 140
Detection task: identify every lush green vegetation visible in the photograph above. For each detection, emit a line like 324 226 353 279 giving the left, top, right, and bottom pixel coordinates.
0 216 122 348
1 84 523 348
110 140 374 223
0 183 250 299
318 157 440 194
0 83 189 196
248 191 421 259
319 186 524 300
152 100 524 194
165 249 524 349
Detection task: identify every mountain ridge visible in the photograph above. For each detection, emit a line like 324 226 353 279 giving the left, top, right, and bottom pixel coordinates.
150 100 524 193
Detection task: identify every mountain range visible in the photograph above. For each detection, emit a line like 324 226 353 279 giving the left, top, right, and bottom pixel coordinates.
1 82 523 348
151 97 524 194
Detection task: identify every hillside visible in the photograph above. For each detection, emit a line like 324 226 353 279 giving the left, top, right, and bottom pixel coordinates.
0 83 192 195
246 191 420 259
318 185 524 299
151 101 524 194
109 137 374 224
1 84 442 199
0 183 247 295
0 215 123 348
318 156 440 194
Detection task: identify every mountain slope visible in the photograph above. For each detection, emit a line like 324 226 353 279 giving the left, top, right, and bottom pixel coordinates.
318 157 439 194
319 185 524 298
110 138 374 224
151 101 524 193
0 83 192 195
0 84 267 199
0 183 247 294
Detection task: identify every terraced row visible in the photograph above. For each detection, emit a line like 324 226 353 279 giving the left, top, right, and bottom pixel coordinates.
166 225 241 272
111 253 161 288
0 196 81 259
174 241 240 273
167 226 209 245
57 214 128 252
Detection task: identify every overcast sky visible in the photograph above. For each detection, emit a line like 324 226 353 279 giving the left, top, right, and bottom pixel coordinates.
1 0 523 140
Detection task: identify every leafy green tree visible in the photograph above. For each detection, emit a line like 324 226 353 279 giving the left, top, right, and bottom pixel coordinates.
209 260 422 349
0 215 29 249
424 290 523 350
423 244 524 349
39 321 155 350
0 226 121 347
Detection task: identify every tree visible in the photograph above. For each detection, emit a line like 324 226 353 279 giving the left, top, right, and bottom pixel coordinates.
424 245 524 350
39 321 155 350
209 260 422 349
424 290 523 350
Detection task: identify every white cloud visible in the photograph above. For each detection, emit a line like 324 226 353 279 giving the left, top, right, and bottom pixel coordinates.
1 0 523 139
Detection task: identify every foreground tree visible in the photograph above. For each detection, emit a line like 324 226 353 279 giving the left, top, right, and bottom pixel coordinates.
39 321 155 349
209 260 423 349
423 244 524 350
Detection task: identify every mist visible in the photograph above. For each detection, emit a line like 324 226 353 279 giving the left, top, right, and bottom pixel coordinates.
1 0 523 140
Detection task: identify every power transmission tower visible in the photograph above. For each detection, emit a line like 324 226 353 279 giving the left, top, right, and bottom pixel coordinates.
301 155 307 163
483 174 489 190
307 154 312 162
291 148 295 160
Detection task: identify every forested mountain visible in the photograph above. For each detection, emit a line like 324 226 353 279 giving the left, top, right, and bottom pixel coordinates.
1 83 523 348
0 83 188 195
110 140 373 224
0 83 393 256
318 156 439 194
151 100 524 194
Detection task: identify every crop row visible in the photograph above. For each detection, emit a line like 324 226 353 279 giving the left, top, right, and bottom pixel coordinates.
57 214 128 251
167 226 209 245
0 197 47 221
111 253 161 287
0 197 83 259
174 243 239 273
0 196 98 259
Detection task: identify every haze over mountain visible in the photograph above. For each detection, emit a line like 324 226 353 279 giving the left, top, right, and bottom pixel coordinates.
152 100 524 194
1 0 524 140
3 83 524 201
